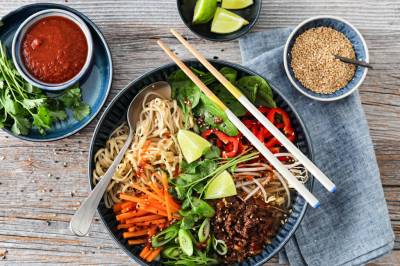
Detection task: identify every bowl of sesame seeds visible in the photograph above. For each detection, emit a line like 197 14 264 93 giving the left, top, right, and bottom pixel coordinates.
283 16 369 101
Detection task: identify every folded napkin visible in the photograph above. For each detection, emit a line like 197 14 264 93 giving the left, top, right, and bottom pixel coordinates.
239 28 394 266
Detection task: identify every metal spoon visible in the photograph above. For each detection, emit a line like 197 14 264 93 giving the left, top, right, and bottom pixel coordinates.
70 81 171 237
335 55 373 69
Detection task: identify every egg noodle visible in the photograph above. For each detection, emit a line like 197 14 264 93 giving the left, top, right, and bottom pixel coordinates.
93 93 192 207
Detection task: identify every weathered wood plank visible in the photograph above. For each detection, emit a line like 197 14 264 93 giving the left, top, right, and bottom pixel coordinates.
0 0 399 265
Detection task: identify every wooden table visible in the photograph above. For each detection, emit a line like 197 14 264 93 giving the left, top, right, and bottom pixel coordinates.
0 0 398 265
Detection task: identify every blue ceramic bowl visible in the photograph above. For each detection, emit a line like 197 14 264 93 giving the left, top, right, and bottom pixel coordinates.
12 9 94 91
88 60 314 265
0 3 112 141
283 16 369 101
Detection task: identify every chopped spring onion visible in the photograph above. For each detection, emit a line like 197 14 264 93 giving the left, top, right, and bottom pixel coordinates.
213 238 228 255
162 246 182 259
198 218 210 243
152 223 179 247
178 229 193 256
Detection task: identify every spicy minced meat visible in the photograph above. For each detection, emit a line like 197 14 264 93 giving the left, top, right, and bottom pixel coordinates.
211 196 285 264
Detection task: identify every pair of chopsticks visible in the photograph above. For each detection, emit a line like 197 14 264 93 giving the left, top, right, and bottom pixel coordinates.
158 29 336 208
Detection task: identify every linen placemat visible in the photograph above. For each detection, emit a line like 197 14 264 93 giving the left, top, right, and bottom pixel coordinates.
239 28 394 266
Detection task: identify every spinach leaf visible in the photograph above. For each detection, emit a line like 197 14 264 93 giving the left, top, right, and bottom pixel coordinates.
236 76 276 108
210 83 246 117
219 67 237 83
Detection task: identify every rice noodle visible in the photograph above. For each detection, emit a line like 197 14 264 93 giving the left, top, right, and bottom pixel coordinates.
93 94 192 207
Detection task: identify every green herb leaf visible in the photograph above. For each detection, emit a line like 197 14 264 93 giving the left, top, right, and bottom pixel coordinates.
21 98 46 109
181 216 195 230
49 109 68 121
220 67 237 83
203 146 221 159
11 115 31 135
72 102 90 121
32 106 52 135
237 76 276 108
59 86 82 108
210 83 246 117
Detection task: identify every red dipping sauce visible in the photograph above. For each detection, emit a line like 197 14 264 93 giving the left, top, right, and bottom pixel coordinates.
21 16 88 84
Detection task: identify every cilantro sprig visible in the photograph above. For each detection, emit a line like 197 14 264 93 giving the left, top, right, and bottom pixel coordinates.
0 43 90 135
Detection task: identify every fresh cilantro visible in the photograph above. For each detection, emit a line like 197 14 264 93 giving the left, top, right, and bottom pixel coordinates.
72 102 90 121
0 42 91 135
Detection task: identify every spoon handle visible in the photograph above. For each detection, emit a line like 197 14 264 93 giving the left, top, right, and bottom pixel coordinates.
335 55 373 69
70 132 133 236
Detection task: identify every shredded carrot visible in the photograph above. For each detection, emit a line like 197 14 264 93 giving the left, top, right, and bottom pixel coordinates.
119 193 148 204
121 206 136 213
121 201 136 209
131 184 164 203
113 202 124 213
146 248 161 262
139 246 151 258
117 223 135 230
128 239 147 245
164 192 181 210
134 218 166 226
127 226 139 232
123 229 149 239
125 214 164 224
160 172 172 220
136 204 168 217
138 201 166 213
147 225 158 237
116 210 149 221
148 181 164 199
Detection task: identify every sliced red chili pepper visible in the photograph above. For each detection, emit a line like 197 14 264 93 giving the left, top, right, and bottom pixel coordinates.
201 129 214 139
201 129 240 158
258 106 270 114
267 108 295 142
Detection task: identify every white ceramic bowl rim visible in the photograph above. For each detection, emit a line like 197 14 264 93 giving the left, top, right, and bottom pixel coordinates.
283 15 369 102
11 9 94 90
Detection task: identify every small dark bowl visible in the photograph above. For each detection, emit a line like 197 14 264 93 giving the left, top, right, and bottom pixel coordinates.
88 60 314 265
177 0 261 42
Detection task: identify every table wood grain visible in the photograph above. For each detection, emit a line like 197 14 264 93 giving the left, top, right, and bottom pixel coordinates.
0 0 399 265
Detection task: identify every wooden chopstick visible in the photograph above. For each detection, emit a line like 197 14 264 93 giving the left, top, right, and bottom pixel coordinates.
157 40 320 208
169 28 336 194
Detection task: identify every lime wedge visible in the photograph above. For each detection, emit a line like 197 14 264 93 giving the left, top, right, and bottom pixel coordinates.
211 8 249 34
222 0 253 9
177 129 211 163
193 0 218 24
204 170 237 199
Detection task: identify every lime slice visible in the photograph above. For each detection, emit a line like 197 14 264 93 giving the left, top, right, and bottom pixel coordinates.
177 129 211 163
222 0 253 9
211 8 249 34
204 170 237 199
193 0 218 24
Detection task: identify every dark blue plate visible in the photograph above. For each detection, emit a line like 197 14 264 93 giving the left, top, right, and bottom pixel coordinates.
0 3 112 141
88 60 314 265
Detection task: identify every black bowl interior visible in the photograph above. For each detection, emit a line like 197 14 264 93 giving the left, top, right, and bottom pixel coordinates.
88 60 314 266
177 0 261 41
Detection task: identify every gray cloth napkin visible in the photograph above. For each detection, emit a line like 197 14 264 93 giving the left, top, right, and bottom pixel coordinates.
239 28 394 266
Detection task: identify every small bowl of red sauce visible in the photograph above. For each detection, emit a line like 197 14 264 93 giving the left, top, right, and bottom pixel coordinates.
12 9 93 91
